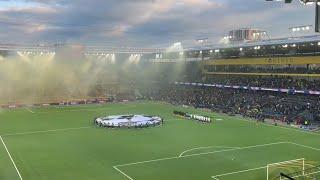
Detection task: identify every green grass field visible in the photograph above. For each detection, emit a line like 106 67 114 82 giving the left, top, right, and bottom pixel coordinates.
0 101 319 180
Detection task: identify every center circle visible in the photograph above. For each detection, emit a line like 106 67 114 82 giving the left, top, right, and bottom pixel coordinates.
94 114 163 128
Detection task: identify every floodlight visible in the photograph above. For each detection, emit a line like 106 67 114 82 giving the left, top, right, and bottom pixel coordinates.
265 0 293 3
254 46 261 50
267 0 320 32
173 42 182 46
299 0 319 5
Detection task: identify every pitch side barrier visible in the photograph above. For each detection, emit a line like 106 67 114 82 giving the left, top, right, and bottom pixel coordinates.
175 82 320 96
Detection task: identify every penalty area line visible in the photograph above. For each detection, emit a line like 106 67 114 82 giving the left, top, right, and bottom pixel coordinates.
211 166 267 179
0 136 23 180
24 107 34 113
287 142 320 151
179 145 240 157
113 166 134 180
1 126 92 137
115 141 288 168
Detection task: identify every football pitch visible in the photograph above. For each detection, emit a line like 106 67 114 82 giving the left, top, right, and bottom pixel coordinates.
0 101 319 180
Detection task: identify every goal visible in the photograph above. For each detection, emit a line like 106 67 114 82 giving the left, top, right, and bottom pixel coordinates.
267 158 305 180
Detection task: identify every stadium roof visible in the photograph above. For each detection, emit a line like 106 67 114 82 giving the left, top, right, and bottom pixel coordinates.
186 35 320 51
1 35 320 54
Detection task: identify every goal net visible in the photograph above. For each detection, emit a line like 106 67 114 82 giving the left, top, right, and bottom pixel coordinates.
267 158 320 180
267 158 305 180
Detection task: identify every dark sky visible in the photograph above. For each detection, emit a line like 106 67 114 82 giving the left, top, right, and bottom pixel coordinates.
0 0 315 47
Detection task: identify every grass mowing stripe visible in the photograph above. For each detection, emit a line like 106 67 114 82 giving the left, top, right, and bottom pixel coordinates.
0 136 23 180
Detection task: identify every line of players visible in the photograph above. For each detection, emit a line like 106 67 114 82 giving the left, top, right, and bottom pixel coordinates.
189 114 212 123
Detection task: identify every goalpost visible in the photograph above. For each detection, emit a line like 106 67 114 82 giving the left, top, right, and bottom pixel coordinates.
210 158 319 179
267 158 305 180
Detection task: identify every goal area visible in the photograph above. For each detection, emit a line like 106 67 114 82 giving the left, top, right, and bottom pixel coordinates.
267 158 320 180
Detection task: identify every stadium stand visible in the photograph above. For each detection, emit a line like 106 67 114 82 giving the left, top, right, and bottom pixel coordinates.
205 75 320 91
150 85 320 128
148 36 319 130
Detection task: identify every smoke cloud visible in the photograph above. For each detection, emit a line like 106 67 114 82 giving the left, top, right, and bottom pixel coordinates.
0 47 116 104
0 47 189 105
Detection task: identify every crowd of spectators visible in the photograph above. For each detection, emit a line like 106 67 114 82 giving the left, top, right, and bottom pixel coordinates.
148 85 320 126
205 76 320 91
210 66 320 74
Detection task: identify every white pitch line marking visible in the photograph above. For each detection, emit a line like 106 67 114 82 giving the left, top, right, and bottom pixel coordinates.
179 145 240 157
113 141 320 179
179 142 287 159
36 109 100 113
211 161 320 180
24 107 34 113
211 166 267 179
1 126 92 137
0 136 23 180
113 166 134 180
115 141 287 168
287 142 320 151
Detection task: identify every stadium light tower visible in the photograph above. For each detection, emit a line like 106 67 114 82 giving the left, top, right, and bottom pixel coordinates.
266 0 320 32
